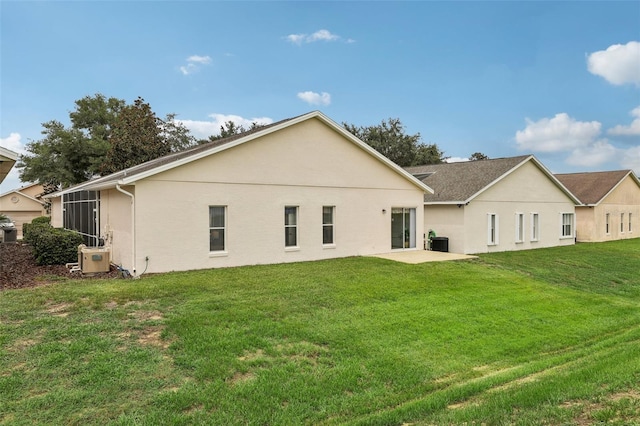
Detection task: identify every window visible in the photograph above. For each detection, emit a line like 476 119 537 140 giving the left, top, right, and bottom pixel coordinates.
561 213 574 238
630 213 633 233
621 213 625 233
322 206 335 245
531 213 539 242
605 213 610 234
515 213 524 243
209 206 226 252
285 206 298 247
488 213 499 245
63 190 100 246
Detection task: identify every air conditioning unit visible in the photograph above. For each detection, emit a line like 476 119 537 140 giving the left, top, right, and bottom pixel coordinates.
80 247 111 273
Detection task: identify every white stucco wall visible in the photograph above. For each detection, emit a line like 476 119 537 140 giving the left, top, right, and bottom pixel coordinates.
111 118 425 274
100 187 134 270
424 160 576 254
577 176 640 242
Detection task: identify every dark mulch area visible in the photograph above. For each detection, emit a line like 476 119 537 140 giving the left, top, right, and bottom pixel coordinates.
0 242 122 290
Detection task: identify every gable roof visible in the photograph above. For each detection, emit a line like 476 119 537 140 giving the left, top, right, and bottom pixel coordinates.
555 170 640 206
0 146 19 184
405 155 580 204
50 111 433 197
0 183 46 205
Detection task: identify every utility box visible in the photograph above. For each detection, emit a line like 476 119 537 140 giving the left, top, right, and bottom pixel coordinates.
430 237 449 253
80 247 111 273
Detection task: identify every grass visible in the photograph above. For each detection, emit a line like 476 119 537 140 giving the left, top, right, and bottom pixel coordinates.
1 239 639 425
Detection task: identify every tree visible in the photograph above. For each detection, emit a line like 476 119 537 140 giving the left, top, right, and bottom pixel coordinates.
203 120 268 143
343 118 446 167
101 97 170 174
18 94 125 187
160 113 197 152
470 152 489 161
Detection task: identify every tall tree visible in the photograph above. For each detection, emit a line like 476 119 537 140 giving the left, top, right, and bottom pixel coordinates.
469 152 489 161
18 94 126 187
203 120 268 143
101 97 170 174
160 113 197 152
343 118 446 166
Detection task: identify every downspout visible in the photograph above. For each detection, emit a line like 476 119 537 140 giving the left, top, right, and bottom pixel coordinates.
115 184 136 276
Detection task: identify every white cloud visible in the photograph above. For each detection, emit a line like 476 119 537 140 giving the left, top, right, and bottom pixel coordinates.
566 139 617 167
177 114 273 139
587 41 640 86
620 146 640 174
179 55 212 75
515 113 602 152
445 157 470 163
608 106 640 136
297 91 331 106
0 132 25 155
285 29 348 45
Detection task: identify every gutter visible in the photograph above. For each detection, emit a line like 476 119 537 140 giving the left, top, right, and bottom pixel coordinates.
115 184 136 276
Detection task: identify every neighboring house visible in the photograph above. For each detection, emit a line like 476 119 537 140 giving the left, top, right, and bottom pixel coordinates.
405 155 580 254
555 170 640 242
0 146 18 184
0 183 47 239
47 111 433 275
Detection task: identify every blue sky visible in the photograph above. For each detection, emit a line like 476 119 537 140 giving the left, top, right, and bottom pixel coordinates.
1 1 639 192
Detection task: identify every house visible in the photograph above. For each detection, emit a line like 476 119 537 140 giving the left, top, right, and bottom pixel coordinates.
0 183 47 239
405 155 580 254
555 170 640 242
47 111 433 275
0 146 18 185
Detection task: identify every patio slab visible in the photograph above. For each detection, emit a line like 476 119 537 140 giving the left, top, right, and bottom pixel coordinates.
371 250 477 264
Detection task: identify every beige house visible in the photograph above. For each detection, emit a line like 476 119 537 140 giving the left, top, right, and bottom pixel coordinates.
555 170 640 242
48 111 432 275
0 183 47 238
0 146 18 184
406 155 580 254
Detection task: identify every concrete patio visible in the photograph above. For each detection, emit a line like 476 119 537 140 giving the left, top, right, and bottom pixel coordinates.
371 250 477 264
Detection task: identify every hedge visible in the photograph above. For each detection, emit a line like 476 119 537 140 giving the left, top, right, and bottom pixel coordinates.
23 218 83 265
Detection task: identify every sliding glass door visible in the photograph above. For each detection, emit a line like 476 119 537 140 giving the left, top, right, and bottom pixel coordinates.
391 207 416 249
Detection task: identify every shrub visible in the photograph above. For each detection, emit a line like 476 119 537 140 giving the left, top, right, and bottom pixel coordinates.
23 219 83 265
31 228 83 265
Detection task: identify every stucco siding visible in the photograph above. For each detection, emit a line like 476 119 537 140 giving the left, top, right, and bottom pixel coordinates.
423 205 465 253
0 191 46 238
100 188 134 270
579 176 640 242
107 118 424 274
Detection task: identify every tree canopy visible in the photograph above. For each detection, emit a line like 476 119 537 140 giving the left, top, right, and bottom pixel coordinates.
18 94 198 188
469 152 489 161
343 118 446 167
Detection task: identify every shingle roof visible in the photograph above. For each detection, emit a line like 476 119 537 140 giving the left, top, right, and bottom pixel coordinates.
555 170 636 205
405 155 532 203
49 111 433 197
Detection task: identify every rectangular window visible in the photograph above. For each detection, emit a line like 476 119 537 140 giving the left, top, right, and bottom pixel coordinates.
285 206 298 247
487 213 499 245
322 206 334 245
561 213 574 238
209 206 226 252
630 213 633 233
391 208 416 249
621 213 625 233
531 213 539 242
515 213 524 243
605 213 610 234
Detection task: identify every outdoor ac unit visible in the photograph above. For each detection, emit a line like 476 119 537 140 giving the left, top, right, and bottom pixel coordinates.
80 247 111 273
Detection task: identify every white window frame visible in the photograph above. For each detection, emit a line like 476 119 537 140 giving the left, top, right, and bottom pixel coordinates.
605 213 610 235
560 213 574 239
487 213 499 246
530 212 539 242
285 206 299 249
620 213 625 233
322 206 335 247
515 212 524 243
209 205 227 254
630 213 633 233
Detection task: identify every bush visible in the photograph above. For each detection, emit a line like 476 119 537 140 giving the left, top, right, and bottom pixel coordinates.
32 228 83 265
23 219 83 265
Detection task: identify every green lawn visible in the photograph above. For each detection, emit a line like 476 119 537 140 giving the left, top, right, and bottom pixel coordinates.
1 239 639 425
